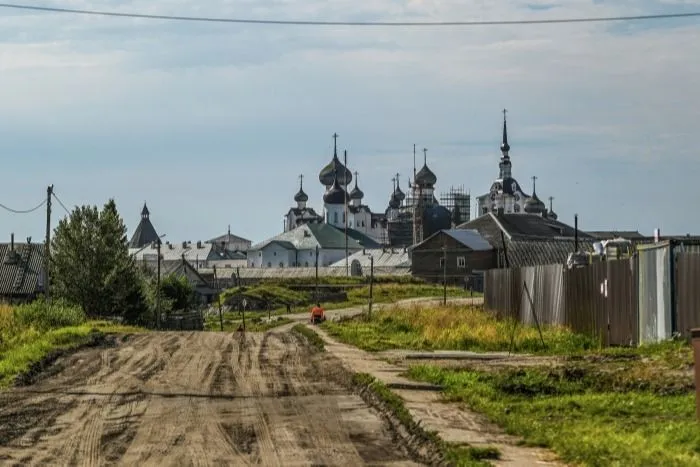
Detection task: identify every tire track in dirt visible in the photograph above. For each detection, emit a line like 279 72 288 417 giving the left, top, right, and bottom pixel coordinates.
0 331 425 466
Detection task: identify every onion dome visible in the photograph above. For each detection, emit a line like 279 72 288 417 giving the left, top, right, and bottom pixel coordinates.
524 194 546 214
388 194 400 209
323 170 349 205
415 164 437 186
350 174 364 200
294 174 308 203
319 133 352 186
547 196 558 220
294 188 308 203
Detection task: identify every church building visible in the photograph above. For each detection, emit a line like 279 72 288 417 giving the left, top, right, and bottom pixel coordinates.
476 110 558 219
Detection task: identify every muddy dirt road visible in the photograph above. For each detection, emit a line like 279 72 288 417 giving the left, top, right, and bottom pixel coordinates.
0 331 423 467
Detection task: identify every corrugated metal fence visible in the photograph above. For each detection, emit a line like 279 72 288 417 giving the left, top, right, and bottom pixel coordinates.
484 241 700 347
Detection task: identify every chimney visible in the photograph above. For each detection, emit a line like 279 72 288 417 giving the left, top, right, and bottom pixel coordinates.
654 228 660 243
574 214 579 251
10 233 14 251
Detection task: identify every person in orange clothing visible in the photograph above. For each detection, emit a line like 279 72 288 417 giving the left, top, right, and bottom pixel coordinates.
310 303 325 324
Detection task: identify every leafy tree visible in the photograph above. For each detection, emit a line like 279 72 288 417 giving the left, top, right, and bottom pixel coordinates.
50 199 151 322
159 274 195 313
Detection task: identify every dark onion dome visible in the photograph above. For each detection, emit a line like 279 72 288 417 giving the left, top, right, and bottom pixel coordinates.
548 209 558 220
415 164 437 186
319 155 352 186
350 184 364 200
323 177 349 205
388 193 400 209
394 185 406 202
294 187 308 203
524 194 546 214
422 205 452 238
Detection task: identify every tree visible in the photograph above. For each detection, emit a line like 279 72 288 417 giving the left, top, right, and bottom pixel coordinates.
159 274 195 313
50 199 151 322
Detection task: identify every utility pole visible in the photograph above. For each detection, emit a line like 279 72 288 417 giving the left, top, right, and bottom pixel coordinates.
44 184 53 300
213 265 224 331
315 245 319 302
442 245 447 306
368 255 374 318
156 238 162 330
344 149 349 277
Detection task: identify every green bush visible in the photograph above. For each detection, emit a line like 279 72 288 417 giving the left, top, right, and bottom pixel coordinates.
13 299 86 331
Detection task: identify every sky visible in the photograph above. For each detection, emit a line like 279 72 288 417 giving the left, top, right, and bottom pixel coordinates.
0 0 699 245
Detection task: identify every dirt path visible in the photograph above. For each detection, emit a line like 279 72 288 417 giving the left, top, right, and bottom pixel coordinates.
0 332 424 467
309 326 566 467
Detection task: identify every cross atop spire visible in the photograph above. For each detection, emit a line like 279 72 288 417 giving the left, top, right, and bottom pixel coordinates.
392 177 396 191
354 170 359 187
423 148 428 165
531 175 538 195
502 108 507 119
332 132 339 157
548 196 554 211
299 173 304 189
141 202 150 219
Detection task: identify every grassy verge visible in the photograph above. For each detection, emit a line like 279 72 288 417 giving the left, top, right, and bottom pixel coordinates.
291 324 325 351
322 302 596 354
352 372 500 466
408 341 698 467
204 313 292 332
0 301 144 389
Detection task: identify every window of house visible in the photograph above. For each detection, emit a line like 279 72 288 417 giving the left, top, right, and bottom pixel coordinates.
439 258 445 267
482 207 488 214
267 262 272 268
305 262 309 267
334 212 339 224
457 256 466 268
259 252 262 257
279 262 284 268
273 251 277 256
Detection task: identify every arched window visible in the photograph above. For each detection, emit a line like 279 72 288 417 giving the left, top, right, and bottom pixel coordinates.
334 212 339 224
279 262 284 268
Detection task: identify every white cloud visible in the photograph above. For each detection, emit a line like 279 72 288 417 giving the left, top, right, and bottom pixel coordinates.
0 0 698 240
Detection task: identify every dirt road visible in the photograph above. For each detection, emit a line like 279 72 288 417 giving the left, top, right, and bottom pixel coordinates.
0 331 423 467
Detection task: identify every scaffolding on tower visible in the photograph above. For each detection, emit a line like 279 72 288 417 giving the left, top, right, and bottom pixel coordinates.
439 185 471 227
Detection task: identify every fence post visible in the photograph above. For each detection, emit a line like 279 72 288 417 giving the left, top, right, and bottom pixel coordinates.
693 328 700 421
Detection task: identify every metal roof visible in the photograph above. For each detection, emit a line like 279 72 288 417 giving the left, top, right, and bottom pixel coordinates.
330 248 411 268
249 223 376 252
130 241 236 263
442 229 493 251
0 242 44 296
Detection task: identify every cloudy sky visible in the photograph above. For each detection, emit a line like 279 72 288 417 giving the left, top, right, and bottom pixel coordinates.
0 1 698 244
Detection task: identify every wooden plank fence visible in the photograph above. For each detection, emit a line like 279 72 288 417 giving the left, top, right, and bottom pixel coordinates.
485 252 700 347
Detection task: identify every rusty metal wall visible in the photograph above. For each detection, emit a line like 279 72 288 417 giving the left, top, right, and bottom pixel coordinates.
638 242 673 344
605 259 639 346
564 261 608 340
676 253 700 338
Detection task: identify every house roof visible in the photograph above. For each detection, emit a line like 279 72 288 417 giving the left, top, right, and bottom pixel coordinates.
505 237 597 268
330 248 411 268
441 229 493 251
586 231 645 240
0 242 44 296
130 241 236 263
458 212 590 248
159 259 213 290
250 223 378 252
208 231 251 246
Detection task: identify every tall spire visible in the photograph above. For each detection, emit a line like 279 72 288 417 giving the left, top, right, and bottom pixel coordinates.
423 148 427 165
413 144 417 181
500 108 510 154
299 173 304 190
354 171 359 189
141 202 149 219
333 132 339 158
531 175 538 196
548 196 554 212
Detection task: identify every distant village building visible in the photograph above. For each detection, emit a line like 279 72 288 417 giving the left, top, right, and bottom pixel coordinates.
476 110 557 219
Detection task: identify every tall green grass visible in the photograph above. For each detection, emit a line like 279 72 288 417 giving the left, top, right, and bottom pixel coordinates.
323 303 596 354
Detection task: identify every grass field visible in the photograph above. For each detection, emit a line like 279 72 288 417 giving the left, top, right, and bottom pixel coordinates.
0 301 143 388
408 341 697 466
322 302 596 354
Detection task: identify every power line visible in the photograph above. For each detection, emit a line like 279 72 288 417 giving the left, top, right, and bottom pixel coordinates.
51 192 71 216
0 3 699 27
0 199 46 214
